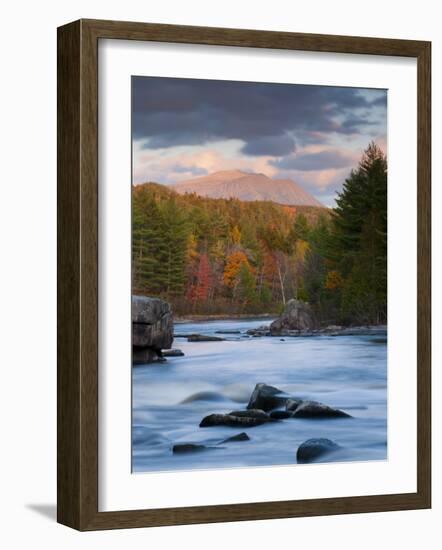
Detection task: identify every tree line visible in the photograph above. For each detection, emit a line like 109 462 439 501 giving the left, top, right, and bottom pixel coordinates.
132 142 387 324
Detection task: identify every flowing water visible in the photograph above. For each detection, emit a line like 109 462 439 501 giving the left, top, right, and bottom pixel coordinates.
132 319 387 473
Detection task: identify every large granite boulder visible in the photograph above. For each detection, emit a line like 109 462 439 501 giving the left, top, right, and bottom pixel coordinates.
132 295 173 364
270 299 316 335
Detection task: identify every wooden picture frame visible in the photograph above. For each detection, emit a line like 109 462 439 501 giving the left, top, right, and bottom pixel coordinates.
57 18 431 531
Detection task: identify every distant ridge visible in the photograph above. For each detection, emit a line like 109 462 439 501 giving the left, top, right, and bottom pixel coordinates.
171 170 324 207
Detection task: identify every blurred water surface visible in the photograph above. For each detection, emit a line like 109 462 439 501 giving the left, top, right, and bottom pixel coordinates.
132 319 387 473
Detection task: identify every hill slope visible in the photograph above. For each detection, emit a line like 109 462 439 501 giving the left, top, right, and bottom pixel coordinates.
171 170 324 207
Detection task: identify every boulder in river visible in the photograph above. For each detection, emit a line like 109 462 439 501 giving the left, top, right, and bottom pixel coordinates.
247 383 288 412
292 400 351 418
187 334 226 342
220 432 250 443
285 398 303 412
246 326 270 337
199 411 273 428
132 295 173 364
296 438 340 463
229 409 272 420
270 299 316 335
270 410 293 420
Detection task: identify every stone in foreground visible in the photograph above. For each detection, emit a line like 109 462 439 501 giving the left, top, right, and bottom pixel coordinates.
229 409 270 419
292 400 351 418
296 438 340 463
247 383 288 412
199 411 273 428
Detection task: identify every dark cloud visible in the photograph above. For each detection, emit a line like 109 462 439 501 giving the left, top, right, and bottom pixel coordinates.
340 116 377 133
241 134 295 156
271 150 355 171
370 94 388 108
132 77 386 154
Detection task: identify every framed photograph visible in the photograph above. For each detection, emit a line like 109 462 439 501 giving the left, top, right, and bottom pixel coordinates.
57 19 431 530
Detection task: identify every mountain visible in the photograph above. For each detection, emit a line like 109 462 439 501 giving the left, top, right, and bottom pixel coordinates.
170 170 324 207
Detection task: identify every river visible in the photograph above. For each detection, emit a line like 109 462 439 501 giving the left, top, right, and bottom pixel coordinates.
132 318 387 473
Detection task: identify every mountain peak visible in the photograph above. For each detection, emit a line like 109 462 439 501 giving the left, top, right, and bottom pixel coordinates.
211 169 247 178
171 170 324 207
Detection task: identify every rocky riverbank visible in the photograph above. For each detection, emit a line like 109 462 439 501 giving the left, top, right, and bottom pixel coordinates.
174 313 277 324
246 324 387 338
132 295 386 365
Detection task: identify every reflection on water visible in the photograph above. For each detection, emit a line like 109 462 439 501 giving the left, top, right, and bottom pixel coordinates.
132 319 387 473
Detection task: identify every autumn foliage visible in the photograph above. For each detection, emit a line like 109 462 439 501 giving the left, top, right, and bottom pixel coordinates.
132 143 387 324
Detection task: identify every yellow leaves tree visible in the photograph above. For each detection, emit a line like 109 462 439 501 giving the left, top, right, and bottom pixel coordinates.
325 270 343 290
230 225 241 245
223 250 251 289
186 233 199 263
294 239 310 263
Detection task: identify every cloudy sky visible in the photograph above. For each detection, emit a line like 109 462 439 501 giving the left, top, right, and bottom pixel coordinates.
132 76 387 206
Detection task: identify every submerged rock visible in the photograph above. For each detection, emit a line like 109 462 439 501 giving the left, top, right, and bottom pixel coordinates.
162 348 184 357
187 334 225 342
292 400 351 418
215 329 241 334
296 438 340 463
180 391 227 404
172 443 211 454
247 383 288 411
132 426 169 446
220 432 250 443
132 347 167 365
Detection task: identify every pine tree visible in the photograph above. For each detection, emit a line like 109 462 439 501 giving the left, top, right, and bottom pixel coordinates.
237 262 257 306
159 197 190 298
331 142 387 323
132 191 166 295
